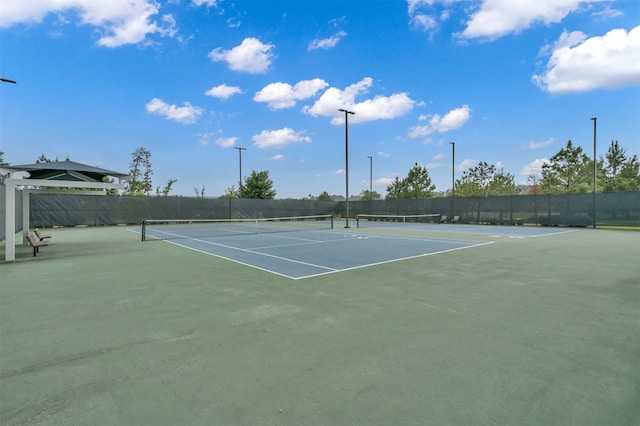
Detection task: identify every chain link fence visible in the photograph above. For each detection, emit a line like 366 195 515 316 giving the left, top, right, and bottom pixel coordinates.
2 188 639 241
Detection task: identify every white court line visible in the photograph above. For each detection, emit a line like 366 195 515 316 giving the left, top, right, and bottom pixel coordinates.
246 236 361 250
527 229 580 238
165 235 339 273
296 241 495 280
162 239 304 280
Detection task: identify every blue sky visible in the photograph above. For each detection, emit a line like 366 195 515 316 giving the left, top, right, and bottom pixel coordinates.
1 0 639 198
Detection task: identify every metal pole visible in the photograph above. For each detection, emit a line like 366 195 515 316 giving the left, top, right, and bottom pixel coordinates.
591 117 597 229
234 147 246 197
449 142 455 220
338 109 355 228
368 155 373 195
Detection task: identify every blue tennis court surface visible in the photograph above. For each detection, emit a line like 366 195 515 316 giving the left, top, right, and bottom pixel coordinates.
145 228 493 280
136 220 577 279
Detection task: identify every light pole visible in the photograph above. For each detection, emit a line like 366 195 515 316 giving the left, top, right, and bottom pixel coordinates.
234 147 246 197
338 108 355 228
367 155 373 196
591 117 597 229
449 141 455 220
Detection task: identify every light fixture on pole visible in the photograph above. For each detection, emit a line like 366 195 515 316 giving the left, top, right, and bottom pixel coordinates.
591 117 597 229
234 147 246 197
1 78 17 84
367 155 373 196
338 108 355 228
449 141 455 220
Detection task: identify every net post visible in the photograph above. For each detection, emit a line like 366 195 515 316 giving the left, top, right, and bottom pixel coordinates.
141 220 146 242
330 215 334 229
356 214 360 228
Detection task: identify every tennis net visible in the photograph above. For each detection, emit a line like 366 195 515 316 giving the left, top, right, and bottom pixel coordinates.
356 213 441 228
141 214 334 241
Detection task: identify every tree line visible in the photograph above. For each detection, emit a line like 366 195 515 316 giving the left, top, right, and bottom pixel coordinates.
2 138 638 199
382 139 639 200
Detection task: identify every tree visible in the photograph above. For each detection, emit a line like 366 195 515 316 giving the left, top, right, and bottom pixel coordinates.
194 184 207 199
156 179 177 196
101 176 118 196
488 169 519 195
36 154 57 163
317 191 333 201
126 147 153 196
541 140 591 193
455 161 518 196
241 170 276 199
386 162 436 199
526 174 542 195
358 189 382 200
603 140 640 191
0 151 8 183
220 185 238 198
605 140 627 178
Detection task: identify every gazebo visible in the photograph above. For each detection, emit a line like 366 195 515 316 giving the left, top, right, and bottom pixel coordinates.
2 160 129 261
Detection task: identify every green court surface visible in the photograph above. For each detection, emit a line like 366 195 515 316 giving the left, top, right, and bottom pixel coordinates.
1 226 639 425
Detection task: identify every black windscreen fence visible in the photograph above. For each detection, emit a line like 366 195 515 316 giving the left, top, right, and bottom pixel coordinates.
352 192 640 227
22 191 640 229
29 195 337 228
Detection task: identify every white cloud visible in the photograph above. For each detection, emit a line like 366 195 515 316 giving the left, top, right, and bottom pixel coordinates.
308 31 347 51
336 169 345 175
407 1 436 17
458 0 601 41
192 0 218 6
592 5 623 19
519 158 549 176
197 132 213 146
378 151 391 157
408 105 471 138
145 98 203 124
205 84 243 99
0 0 177 47
533 26 640 93
254 79 329 110
271 154 285 161
252 128 311 149
208 37 275 74
432 152 446 160
375 177 395 186
410 13 438 31
407 0 456 34
458 158 478 172
525 137 554 150
215 137 238 148
303 77 416 124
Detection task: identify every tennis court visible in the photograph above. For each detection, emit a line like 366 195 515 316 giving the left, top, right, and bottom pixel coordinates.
137 216 494 279
1 222 639 425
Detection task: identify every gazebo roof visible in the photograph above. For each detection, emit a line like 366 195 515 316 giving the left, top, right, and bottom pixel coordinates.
3 160 129 182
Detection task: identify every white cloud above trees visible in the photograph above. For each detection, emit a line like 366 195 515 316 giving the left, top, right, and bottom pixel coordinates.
252 128 311 149
303 78 416 124
254 79 329 110
408 105 471 138
533 25 640 93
